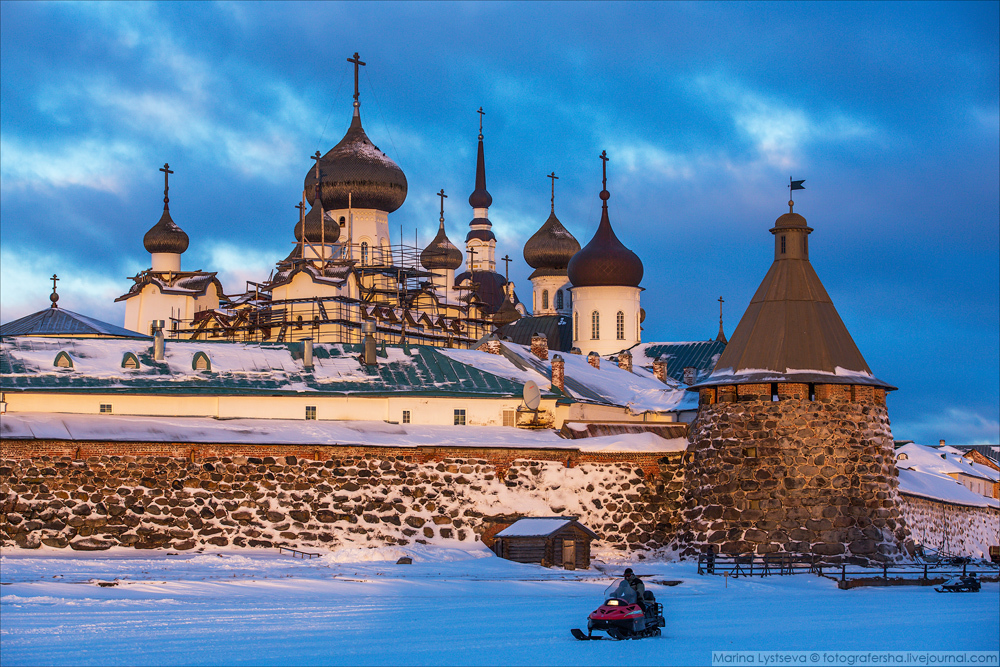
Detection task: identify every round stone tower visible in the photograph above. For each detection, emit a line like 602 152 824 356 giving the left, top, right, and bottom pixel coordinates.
676 199 911 562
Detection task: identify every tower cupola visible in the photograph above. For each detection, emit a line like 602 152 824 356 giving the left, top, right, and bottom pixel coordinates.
143 163 189 271
421 190 463 270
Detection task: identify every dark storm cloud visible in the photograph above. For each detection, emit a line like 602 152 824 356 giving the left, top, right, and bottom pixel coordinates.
1 1 997 444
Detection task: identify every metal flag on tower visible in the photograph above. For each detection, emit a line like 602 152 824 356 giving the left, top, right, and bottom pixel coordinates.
788 177 805 211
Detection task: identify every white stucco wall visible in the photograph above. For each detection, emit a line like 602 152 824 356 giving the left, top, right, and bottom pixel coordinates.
571 285 641 356
531 274 572 316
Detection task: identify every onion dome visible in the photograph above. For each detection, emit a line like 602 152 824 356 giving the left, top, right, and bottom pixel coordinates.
143 164 188 254
493 296 521 327
303 110 407 213
455 270 509 312
566 152 643 288
422 192 463 270
524 211 580 271
295 196 340 244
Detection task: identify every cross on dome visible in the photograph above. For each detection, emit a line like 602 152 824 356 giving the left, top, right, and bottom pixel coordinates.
547 171 558 212
160 163 173 209
348 52 366 107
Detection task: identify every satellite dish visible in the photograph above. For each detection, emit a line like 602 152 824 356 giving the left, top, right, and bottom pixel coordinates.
523 380 541 411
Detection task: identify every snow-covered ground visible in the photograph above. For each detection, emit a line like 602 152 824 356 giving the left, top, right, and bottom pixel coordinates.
1 545 996 666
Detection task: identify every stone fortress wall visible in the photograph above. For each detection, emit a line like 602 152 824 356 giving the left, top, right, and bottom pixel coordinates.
0 440 687 555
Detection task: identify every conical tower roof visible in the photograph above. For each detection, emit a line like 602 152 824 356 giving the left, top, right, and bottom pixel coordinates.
693 204 893 390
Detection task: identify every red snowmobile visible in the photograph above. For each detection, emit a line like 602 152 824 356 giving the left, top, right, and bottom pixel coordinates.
571 579 665 640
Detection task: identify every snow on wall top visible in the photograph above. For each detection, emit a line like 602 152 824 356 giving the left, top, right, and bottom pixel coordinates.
0 412 687 452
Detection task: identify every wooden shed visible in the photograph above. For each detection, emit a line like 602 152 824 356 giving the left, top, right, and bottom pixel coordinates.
491 517 599 570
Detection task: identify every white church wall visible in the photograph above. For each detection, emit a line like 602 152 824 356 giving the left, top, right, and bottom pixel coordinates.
571 285 641 356
531 274 572 316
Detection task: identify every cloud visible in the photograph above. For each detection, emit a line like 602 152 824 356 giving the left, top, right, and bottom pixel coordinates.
894 407 1000 446
0 245 132 324
0 136 144 196
195 242 284 297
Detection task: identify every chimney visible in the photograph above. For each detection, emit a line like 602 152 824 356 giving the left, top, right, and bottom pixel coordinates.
303 338 314 370
587 351 600 369
570 347 582 355
530 334 549 360
362 321 377 366
652 355 667 383
683 366 697 385
617 350 632 372
152 320 165 361
477 339 502 355
551 354 565 393
939 439 946 447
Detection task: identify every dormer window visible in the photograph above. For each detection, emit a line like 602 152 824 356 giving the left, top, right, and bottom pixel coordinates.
54 351 73 368
192 351 212 372
896 452 908 461
121 352 140 369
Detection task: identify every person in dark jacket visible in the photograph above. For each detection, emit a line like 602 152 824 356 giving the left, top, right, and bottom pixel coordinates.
624 567 646 609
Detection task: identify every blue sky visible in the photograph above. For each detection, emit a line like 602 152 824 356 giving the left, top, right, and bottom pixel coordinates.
1 1 997 445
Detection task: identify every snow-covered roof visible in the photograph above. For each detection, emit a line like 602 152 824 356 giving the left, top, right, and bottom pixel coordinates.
495 517 598 538
0 412 687 453
895 443 998 482
897 468 999 509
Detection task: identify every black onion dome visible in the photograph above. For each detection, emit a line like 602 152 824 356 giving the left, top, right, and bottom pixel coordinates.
493 297 521 327
421 222 463 270
468 134 492 208
295 198 341 244
455 270 508 313
567 200 643 288
303 112 407 213
143 208 189 254
466 225 496 243
524 211 580 270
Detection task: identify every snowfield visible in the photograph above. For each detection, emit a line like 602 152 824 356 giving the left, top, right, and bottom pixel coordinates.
1 545 997 666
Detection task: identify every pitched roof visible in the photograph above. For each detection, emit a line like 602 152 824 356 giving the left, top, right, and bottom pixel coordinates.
495 517 599 539
629 340 727 385
0 308 149 339
496 315 573 352
692 210 894 390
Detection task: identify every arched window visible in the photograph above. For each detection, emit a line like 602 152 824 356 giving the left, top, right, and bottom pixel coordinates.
192 351 211 372
574 311 579 341
339 216 346 227
780 235 786 254
567 291 572 308
121 352 140 369
542 290 549 310
591 311 600 340
361 241 369 265
295 315 304 330
555 290 563 310
616 311 625 340
54 351 73 368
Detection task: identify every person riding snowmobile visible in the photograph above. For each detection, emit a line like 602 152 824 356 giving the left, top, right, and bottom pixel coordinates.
624 568 646 610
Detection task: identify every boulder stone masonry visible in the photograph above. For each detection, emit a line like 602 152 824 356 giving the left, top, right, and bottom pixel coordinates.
673 386 913 562
0 442 687 554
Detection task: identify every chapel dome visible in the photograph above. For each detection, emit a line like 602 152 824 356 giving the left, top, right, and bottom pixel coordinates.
524 211 580 270
303 112 408 213
566 190 643 288
295 197 341 244
143 209 189 255
421 223 464 270
772 210 809 229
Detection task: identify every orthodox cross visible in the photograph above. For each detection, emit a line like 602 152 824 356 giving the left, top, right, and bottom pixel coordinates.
50 274 59 309
547 171 558 212
599 150 609 191
437 188 447 222
477 107 485 136
467 246 478 272
311 151 322 180
718 296 724 325
501 254 512 281
160 163 173 209
348 52 366 105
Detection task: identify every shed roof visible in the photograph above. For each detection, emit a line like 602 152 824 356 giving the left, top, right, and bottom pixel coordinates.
495 517 599 539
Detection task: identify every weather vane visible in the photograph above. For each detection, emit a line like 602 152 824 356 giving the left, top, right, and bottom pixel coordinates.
788 177 805 212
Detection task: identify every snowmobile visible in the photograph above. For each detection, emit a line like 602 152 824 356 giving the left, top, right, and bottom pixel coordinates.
571 579 665 640
935 574 981 593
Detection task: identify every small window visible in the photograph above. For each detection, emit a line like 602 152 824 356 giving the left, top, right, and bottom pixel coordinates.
402 410 411 424
54 351 73 368
192 351 211 372
780 235 786 254
573 312 579 340
296 315 304 330
99 404 113 414
542 290 549 310
591 310 600 340
313 315 320 329
555 291 563 310
339 216 346 227
454 409 466 426
361 241 369 265
616 311 625 340
305 405 317 420
503 410 515 427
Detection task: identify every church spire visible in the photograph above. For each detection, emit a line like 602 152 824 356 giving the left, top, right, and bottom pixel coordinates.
465 107 497 272
469 107 492 209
